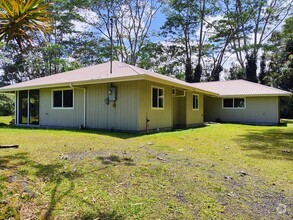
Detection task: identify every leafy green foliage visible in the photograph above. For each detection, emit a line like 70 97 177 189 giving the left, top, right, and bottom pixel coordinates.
0 94 14 116
259 54 267 84
245 53 258 82
261 17 293 117
0 0 52 50
161 0 200 82
280 95 293 119
194 63 202 82
226 63 245 80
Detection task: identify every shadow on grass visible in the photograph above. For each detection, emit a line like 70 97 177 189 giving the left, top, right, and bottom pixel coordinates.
75 210 124 220
235 128 293 161
0 152 127 219
98 155 135 166
0 123 209 141
0 124 141 140
0 153 80 219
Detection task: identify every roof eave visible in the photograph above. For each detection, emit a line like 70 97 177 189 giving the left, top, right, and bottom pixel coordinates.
0 75 146 92
144 75 218 96
219 93 292 98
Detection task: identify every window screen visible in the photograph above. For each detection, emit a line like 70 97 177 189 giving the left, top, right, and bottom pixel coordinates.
53 91 62 107
53 90 73 108
223 98 245 109
63 90 73 107
152 87 164 108
223 98 233 108
234 98 245 108
193 95 199 110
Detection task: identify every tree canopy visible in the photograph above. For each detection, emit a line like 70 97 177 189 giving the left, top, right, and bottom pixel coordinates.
0 0 292 92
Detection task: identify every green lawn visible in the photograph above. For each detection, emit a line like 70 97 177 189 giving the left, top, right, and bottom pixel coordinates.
0 121 292 219
281 118 293 124
0 115 13 126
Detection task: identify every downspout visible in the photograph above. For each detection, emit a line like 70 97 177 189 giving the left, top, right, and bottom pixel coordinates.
14 91 17 125
27 90 30 125
17 91 19 125
70 84 86 128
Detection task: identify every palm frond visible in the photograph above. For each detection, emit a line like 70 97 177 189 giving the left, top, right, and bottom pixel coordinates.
0 0 52 50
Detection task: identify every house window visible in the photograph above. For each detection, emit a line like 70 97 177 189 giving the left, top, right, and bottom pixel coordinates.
223 98 233 108
234 98 245 108
193 94 199 110
52 89 74 108
223 98 245 109
152 87 164 108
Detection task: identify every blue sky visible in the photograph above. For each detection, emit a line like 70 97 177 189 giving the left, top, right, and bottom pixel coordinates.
149 8 166 42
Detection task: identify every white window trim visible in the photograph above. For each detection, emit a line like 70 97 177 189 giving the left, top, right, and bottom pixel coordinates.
192 94 199 110
51 88 74 109
222 97 246 109
151 86 164 110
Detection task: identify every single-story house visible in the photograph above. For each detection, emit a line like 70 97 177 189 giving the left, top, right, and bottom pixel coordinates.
0 61 291 132
193 80 291 125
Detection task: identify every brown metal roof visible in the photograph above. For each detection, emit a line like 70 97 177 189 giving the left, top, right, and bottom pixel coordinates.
192 80 291 97
0 61 290 97
0 61 214 94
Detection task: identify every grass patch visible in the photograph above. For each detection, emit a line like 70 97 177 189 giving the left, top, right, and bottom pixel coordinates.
0 122 292 219
281 118 293 124
0 115 13 126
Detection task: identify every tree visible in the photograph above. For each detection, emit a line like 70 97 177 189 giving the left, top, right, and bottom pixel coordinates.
217 0 291 82
84 0 162 65
161 0 200 82
225 63 245 80
0 0 91 86
259 53 267 84
0 94 14 116
265 17 293 91
264 17 293 118
0 0 52 50
194 0 205 82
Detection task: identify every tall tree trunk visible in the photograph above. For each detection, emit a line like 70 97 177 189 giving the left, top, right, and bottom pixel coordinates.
185 57 193 83
245 53 258 83
194 64 202 82
194 0 205 82
259 53 267 85
210 64 223 81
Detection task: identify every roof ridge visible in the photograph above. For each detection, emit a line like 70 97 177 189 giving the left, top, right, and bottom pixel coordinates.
122 64 143 75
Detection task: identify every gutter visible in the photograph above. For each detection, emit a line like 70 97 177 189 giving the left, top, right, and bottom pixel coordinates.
70 84 86 128
218 93 292 98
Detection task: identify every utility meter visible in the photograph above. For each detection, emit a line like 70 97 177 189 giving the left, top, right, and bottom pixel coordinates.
108 87 116 101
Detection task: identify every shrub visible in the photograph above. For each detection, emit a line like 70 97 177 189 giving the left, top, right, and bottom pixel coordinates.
0 94 14 116
280 95 293 119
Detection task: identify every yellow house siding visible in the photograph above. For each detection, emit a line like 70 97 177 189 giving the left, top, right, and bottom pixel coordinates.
86 81 139 131
185 92 204 126
204 96 280 124
173 96 186 127
138 81 173 131
39 88 84 127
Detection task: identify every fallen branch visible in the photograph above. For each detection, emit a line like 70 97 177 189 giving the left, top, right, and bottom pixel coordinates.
0 145 19 149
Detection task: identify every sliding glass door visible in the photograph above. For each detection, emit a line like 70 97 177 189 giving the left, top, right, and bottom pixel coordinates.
19 91 28 124
18 90 39 125
29 90 39 125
